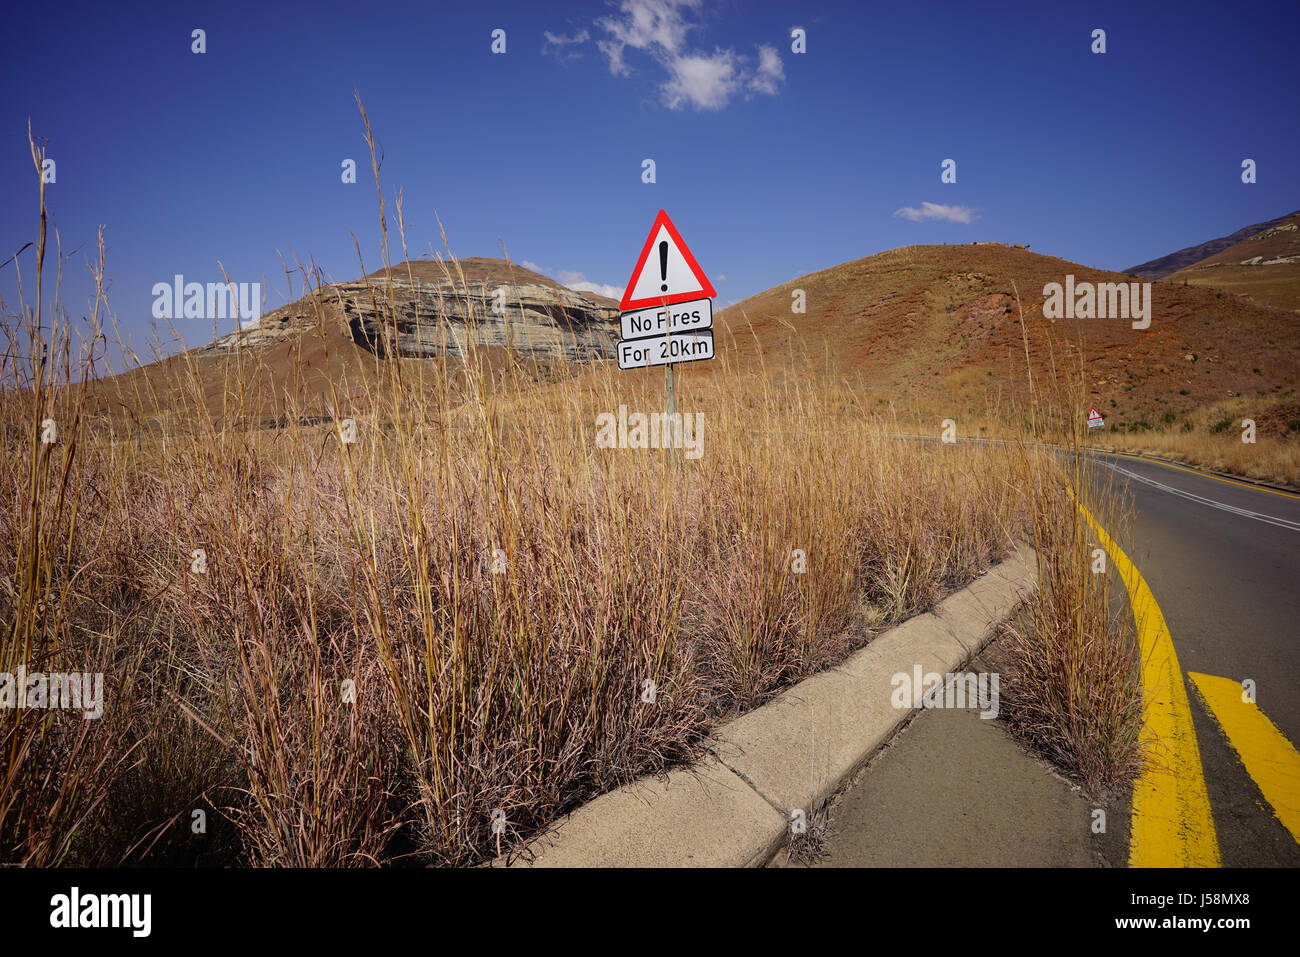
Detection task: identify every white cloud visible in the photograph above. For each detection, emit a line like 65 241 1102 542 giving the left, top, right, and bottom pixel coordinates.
544 29 590 47
597 0 696 76
550 0 783 111
749 44 784 95
893 202 978 224
524 263 622 300
557 269 622 300
542 29 590 62
570 281 623 300
662 49 741 110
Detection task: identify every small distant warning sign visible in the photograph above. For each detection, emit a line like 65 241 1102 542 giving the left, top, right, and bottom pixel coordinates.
619 210 716 311
1087 407 1105 428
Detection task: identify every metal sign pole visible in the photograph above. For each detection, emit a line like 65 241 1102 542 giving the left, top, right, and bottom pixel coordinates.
666 354 676 466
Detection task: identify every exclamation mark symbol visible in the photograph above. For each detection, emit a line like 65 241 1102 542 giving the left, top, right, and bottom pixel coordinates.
659 240 669 292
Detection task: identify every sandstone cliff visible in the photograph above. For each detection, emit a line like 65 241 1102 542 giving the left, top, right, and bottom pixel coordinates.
200 258 619 362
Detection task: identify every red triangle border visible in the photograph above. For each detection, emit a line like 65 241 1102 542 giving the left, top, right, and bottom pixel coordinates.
619 209 717 311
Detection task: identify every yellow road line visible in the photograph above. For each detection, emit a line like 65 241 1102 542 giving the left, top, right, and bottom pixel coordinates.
1188 672 1300 844
1073 496 1220 867
1105 450 1300 501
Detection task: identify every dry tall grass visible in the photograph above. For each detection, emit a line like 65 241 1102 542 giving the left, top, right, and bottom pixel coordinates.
1094 429 1300 488
988 290 1143 797
1 116 1140 865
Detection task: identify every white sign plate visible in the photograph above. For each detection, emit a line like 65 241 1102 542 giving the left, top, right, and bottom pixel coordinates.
620 297 713 341
617 331 714 370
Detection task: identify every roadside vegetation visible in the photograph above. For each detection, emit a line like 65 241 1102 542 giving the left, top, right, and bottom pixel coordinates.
1090 393 1300 488
995 430 1144 797
1 118 1140 866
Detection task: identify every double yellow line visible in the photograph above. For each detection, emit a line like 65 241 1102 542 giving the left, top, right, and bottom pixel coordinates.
1075 499 1220 867
1189 673 1300 844
1078 495 1300 865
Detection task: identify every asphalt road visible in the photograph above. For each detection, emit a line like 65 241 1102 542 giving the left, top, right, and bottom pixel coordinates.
1091 452 1300 866
786 445 1300 868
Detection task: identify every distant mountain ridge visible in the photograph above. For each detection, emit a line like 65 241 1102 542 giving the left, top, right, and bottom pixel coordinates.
1125 210 1300 278
1165 211 1300 311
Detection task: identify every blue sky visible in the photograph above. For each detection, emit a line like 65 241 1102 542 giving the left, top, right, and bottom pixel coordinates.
2 0 1298 360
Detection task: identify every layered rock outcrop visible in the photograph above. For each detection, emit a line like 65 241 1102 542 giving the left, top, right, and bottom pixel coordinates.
200 264 619 361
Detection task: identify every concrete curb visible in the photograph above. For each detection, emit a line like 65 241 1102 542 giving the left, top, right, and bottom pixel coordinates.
503 542 1039 868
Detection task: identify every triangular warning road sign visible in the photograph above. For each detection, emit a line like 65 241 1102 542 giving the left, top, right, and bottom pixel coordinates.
1087 407 1104 426
620 210 716 311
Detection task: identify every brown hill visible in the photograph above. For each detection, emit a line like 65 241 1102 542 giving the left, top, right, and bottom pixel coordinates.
85 257 619 427
711 243 1300 433
87 246 1300 444
1166 211 1300 312
1125 210 1299 279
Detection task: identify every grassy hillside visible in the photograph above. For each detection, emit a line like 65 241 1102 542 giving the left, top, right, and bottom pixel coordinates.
710 242 1300 483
